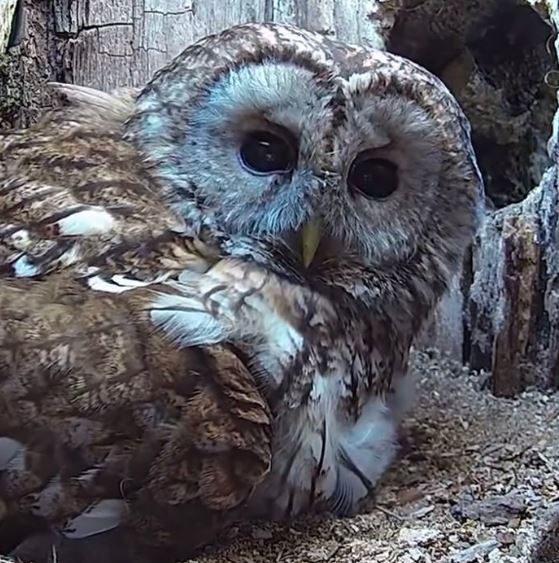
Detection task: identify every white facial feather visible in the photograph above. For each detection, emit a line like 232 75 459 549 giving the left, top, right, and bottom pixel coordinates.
207 62 320 125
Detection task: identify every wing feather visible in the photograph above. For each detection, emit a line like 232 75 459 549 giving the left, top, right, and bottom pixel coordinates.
0 275 271 558
0 85 189 281
0 86 272 561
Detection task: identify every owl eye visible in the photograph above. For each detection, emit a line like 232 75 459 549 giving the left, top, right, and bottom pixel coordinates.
348 155 398 199
239 130 295 175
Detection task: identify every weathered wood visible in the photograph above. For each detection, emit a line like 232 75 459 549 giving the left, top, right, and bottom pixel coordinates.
0 0 18 54
0 0 53 129
462 0 559 395
467 128 559 396
51 0 390 92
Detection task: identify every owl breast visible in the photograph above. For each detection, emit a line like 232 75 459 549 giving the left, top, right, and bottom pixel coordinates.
248 370 408 520
149 259 411 521
230 275 412 520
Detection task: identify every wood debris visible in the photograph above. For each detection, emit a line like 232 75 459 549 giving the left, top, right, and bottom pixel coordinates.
185 351 559 563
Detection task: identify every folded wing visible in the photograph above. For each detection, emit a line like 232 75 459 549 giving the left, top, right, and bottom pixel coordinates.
0 275 271 561
0 86 272 561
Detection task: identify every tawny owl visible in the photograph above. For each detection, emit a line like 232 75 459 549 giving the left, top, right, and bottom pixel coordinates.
0 21 483 563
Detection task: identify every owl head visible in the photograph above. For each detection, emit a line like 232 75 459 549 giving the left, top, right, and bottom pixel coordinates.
125 23 483 324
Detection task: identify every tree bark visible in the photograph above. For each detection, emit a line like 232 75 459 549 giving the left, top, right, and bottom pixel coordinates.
49 0 390 91
0 0 53 128
1 0 558 395
0 0 19 54
460 2 559 395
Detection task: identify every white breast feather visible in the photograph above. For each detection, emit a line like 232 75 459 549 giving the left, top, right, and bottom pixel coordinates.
251 370 411 519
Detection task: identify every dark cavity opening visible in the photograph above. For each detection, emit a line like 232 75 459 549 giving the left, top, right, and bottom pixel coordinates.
387 0 557 209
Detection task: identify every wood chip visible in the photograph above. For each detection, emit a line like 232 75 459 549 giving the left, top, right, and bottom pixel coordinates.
450 540 500 562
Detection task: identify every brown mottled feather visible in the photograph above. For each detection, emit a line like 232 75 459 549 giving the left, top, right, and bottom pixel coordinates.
0 88 271 561
0 20 484 561
0 274 271 560
0 85 201 281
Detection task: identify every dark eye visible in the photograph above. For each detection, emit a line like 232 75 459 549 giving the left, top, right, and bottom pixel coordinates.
239 130 295 175
348 156 398 199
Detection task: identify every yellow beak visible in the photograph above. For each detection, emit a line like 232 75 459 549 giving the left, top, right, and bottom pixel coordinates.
299 218 322 268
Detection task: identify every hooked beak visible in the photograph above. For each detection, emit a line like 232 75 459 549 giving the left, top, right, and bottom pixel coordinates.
298 218 322 268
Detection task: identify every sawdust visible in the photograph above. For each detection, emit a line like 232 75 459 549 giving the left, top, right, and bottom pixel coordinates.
186 351 559 563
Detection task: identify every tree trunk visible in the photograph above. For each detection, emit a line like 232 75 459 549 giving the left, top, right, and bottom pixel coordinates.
1 0 558 396
0 0 53 129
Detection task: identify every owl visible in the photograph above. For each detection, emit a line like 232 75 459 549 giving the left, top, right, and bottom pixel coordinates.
0 21 483 562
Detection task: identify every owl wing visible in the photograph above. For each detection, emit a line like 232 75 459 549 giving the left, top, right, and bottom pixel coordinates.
0 87 272 561
0 274 271 561
0 83 204 282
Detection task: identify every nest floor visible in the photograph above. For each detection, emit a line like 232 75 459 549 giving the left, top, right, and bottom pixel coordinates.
189 352 559 563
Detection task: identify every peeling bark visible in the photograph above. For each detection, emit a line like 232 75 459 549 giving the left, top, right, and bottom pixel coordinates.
467 139 559 396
